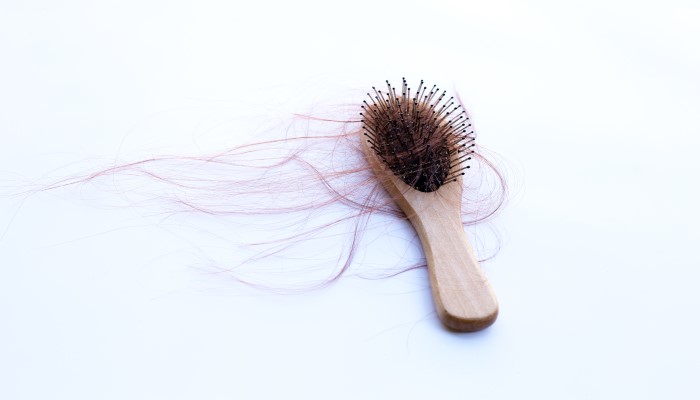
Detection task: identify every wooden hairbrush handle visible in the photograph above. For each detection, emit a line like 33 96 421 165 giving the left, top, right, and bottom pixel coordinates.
362 141 498 331
406 191 499 332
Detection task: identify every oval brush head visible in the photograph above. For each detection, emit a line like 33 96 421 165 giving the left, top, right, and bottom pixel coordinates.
361 78 498 332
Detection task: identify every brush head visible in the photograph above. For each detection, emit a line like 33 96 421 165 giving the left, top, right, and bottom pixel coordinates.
361 78 475 193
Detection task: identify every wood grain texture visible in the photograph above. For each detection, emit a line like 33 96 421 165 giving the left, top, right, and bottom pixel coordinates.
362 139 498 332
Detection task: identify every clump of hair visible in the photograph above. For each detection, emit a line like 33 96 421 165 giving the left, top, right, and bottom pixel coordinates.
17 80 509 289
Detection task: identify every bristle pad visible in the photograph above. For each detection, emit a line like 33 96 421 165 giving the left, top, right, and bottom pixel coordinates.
361 78 474 192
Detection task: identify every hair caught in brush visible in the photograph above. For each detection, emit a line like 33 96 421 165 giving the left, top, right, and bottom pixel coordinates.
26 80 508 291
362 78 474 193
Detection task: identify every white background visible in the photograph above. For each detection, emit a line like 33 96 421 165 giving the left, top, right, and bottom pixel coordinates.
1 0 699 399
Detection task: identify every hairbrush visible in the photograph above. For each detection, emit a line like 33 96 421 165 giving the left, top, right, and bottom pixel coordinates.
360 78 498 331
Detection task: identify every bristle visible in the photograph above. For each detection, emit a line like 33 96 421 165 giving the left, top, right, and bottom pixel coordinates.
361 79 474 192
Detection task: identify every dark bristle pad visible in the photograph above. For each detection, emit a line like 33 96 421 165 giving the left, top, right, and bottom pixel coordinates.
361 80 475 192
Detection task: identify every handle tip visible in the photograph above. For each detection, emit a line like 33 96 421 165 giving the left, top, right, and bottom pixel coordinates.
438 306 499 332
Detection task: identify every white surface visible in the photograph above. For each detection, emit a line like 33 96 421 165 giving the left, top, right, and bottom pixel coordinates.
1 1 699 399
